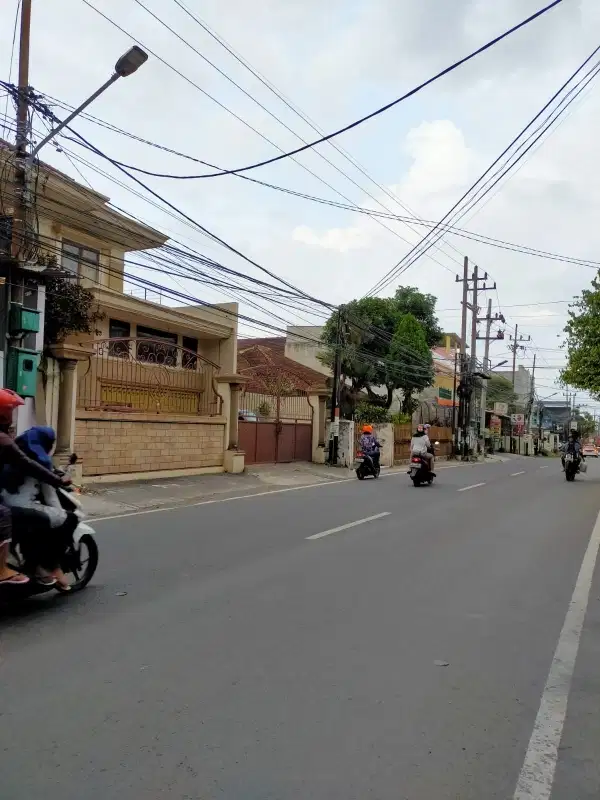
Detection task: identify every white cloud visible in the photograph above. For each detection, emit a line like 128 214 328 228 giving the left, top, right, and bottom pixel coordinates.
292 224 371 253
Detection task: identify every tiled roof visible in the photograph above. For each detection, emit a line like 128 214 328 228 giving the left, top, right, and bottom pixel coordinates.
238 337 328 392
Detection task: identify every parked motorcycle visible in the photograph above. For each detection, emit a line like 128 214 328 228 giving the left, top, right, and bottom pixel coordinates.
354 451 380 480
1 473 98 601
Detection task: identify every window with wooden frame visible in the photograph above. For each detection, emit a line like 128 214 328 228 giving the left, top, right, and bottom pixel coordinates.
61 240 100 284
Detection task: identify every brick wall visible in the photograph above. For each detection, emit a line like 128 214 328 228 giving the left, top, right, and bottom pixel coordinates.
75 411 226 476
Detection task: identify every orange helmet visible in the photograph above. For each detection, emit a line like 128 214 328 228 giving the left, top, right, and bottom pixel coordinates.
0 388 24 424
362 424 373 433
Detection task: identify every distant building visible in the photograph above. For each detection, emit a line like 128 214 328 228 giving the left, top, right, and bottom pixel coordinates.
492 365 533 410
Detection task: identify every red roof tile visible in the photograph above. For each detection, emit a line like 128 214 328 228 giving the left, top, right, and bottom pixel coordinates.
238 338 327 392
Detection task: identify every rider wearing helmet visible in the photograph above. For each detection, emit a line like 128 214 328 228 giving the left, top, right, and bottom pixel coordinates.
0 389 69 585
359 424 382 470
410 424 435 474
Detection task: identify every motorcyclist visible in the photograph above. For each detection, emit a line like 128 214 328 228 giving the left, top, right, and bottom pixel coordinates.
2 425 77 589
410 424 435 474
0 390 70 586
561 431 582 471
359 424 381 471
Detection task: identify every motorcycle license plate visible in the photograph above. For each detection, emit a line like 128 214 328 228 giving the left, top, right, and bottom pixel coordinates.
565 454 574 461
355 458 364 463
410 467 418 475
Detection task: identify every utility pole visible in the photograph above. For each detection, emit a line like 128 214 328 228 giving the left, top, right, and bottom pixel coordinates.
479 299 493 440
526 353 536 433
454 257 469 458
509 325 531 388
10 0 32 267
454 260 492 459
328 308 343 465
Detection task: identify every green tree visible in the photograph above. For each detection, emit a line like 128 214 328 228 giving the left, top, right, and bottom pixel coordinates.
561 277 600 396
320 290 436 413
44 275 104 349
393 286 442 347
576 411 596 439
387 313 434 413
487 375 518 411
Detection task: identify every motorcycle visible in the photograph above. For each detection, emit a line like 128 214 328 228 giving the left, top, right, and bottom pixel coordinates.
564 452 585 482
354 450 380 480
1 469 98 600
408 441 439 487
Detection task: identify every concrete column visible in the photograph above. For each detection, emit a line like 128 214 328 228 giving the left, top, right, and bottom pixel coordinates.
318 395 327 447
56 359 78 453
228 383 241 450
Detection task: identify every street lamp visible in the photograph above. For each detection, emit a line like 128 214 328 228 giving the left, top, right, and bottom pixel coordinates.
29 45 148 161
490 359 508 371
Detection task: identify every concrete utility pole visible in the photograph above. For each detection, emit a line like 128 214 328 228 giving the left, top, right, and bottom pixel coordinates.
479 299 493 437
509 326 531 388
10 0 32 265
526 353 536 433
454 260 493 458
328 308 343 465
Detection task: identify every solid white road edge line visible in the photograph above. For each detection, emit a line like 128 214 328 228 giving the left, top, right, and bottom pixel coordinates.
511 471 526 476
306 512 391 540
513 508 600 800
457 482 486 492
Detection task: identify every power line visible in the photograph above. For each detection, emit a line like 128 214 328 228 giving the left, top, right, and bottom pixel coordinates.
23 89 600 274
84 0 562 179
364 42 600 296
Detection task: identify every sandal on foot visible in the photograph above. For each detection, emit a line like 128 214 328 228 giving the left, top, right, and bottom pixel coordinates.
0 572 30 585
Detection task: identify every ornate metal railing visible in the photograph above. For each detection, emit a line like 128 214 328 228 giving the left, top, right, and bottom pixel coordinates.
77 337 221 416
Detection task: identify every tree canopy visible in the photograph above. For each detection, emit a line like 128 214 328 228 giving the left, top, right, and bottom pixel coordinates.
320 287 438 413
561 277 600 397
487 375 518 411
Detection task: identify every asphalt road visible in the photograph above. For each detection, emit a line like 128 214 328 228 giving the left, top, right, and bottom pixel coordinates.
2 456 600 799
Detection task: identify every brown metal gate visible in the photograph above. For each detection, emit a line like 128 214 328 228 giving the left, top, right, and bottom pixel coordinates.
238 391 313 465
239 419 312 465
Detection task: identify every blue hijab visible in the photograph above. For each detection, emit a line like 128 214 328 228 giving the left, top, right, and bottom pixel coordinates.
15 426 56 468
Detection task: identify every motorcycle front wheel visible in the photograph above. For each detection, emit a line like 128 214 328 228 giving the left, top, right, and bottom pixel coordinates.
57 533 99 593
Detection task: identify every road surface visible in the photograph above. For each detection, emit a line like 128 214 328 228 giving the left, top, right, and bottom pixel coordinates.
2 456 600 799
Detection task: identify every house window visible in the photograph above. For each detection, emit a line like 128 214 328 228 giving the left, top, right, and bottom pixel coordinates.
182 336 198 370
136 325 177 365
108 319 131 358
62 241 100 283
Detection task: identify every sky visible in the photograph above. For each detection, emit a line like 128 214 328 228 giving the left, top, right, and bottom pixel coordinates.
2 0 600 411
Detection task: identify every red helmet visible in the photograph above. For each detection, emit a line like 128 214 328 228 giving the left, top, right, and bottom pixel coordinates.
0 389 24 410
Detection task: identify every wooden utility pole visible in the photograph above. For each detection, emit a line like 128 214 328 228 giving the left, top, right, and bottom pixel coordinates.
10 0 32 264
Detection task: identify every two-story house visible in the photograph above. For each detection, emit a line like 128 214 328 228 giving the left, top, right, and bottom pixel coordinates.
0 139 245 478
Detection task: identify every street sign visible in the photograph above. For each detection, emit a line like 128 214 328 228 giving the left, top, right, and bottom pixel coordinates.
511 413 525 425
494 402 509 416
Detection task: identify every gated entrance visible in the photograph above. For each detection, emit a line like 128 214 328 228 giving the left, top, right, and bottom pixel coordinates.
238 390 313 465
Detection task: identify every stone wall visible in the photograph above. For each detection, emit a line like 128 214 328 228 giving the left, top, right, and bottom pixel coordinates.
74 410 226 476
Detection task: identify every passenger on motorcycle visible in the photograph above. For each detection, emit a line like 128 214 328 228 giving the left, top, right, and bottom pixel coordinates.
0 391 69 586
410 424 435 474
359 424 381 470
561 433 582 471
2 425 75 589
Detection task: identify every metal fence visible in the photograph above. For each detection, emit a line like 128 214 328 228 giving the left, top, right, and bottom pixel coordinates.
240 390 313 422
77 337 221 416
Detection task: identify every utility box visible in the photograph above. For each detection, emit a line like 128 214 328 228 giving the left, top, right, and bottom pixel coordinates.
6 347 40 398
9 303 41 335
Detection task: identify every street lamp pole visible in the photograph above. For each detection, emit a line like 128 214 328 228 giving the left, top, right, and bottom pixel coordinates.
28 46 148 163
10 34 148 261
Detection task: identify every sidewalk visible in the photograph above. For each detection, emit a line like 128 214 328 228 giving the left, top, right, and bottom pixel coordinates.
78 455 513 519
